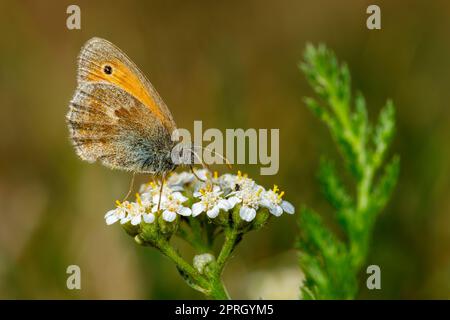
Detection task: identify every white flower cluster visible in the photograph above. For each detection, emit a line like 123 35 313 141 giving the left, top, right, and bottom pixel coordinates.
105 170 295 226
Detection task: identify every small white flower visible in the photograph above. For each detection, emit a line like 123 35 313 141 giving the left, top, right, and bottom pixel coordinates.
218 173 237 194
104 200 128 225
139 181 171 198
140 181 171 209
227 175 264 222
105 195 156 227
259 185 295 217
222 171 256 193
192 185 233 218
190 168 214 190
193 168 211 182
127 202 146 226
154 191 192 222
166 171 195 191
135 194 156 224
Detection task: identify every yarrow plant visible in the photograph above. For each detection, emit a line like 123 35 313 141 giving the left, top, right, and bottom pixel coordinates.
297 44 400 299
105 169 295 299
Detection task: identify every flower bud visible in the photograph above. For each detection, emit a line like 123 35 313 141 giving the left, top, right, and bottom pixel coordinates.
214 209 230 227
250 208 271 230
121 222 140 237
158 214 178 239
134 234 145 246
231 205 242 228
139 222 158 244
193 253 216 275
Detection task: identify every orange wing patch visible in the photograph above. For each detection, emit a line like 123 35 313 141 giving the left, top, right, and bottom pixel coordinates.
85 58 168 126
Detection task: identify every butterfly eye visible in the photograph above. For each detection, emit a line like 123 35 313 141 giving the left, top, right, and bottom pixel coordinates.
103 65 113 75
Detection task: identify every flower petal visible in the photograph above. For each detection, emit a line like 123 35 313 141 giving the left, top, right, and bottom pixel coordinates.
143 213 155 223
192 202 205 217
173 192 188 203
120 216 131 224
170 185 184 192
259 198 272 208
104 209 116 218
105 214 119 225
269 205 283 217
196 169 210 181
178 206 192 216
152 194 167 205
240 206 256 222
130 215 142 226
193 191 202 198
207 206 220 218
163 210 176 222
281 201 295 214
227 196 241 208
217 199 232 211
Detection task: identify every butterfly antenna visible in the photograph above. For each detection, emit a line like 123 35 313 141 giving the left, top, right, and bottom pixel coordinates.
122 172 136 202
188 147 215 184
190 165 207 182
200 146 233 169
190 147 211 172
157 173 166 212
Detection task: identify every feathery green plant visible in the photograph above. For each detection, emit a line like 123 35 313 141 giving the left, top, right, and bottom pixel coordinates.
297 44 400 299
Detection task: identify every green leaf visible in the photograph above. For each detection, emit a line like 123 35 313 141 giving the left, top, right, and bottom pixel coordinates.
372 100 396 169
298 207 358 299
318 158 352 211
372 156 400 214
317 158 355 234
352 92 368 143
303 97 331 125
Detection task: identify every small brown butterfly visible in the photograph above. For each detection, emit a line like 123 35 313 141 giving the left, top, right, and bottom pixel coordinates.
67 37 178 176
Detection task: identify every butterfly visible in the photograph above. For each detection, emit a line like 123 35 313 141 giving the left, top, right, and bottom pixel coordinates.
67 37 179 177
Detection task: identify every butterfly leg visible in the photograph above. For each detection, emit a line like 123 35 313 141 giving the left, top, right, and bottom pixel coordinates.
122 171 136 202
157 173 166 212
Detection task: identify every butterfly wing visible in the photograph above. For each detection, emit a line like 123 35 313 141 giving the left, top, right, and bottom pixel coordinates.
77 37 176 131
67 38 176 173
67 82 175 173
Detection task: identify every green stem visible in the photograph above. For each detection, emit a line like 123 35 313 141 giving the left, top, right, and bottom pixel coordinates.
189 216 203 239
177 227 210 253
215 228 240 276
156 239 210 293
207 277 230 300
155 238 231 299
350 162 374 270
204 228 240 300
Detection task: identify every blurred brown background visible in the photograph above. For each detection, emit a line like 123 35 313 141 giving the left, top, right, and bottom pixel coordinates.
0 0 449 299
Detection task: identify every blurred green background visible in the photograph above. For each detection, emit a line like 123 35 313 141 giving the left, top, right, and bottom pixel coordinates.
0 0 449 299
